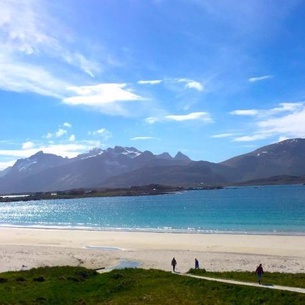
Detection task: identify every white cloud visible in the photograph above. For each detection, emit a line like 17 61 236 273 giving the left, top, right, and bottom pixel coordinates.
46 132 53 139
93 128 106 135
138 77 204 91
185 81 204 91
131 136 154 141
138 80 162 85
258 106 305 137
0 141 103 170
0 149 37 159
177 78 204 91
63 122 72 128
267 102 303 115
0 160 15 171
66 83 142 104
145 112 213 124
55 128 67 138
68 134 76 142
45 124 72 139
165 112 212 122
248 75 272 83
64 83 144 116
233 134 270 142
231 103 304 118
230 109 259 116
89 128 112 140
37 143 101 158
0 51 146 117
21 141 35 150
145 117 160 124
231 102 305 142
278 136 289 142
212 133 234 138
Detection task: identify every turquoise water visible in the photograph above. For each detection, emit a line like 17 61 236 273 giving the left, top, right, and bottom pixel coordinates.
0 185 305 234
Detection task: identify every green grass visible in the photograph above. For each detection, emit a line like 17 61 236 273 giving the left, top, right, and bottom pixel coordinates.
0 266 304 304
188 268 305 288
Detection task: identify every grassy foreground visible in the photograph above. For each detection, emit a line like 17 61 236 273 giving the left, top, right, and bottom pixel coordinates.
0 267 304 305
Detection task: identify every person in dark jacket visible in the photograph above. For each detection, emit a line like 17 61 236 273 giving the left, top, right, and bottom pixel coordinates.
195 258 199 269
171 257 177 272
255 263 264 284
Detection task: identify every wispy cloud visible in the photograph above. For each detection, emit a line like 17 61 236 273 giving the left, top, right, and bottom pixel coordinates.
131 136 154 141
258 106 305 137
165 112 212 122
230 102 305 142
248 75 272 83
267 102 303 115
0 0 122 122
0 0 104 111
138 80 162 85
233 134 271 142
0 0 99 77
212 133 234 138
1 0 209 122
145 111 213 124
0 54 68 98
145 117 160 124
231 103 303 118
0 53 147 116
137 77 204 93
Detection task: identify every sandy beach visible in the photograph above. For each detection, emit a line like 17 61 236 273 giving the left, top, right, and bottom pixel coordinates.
0 228 305 274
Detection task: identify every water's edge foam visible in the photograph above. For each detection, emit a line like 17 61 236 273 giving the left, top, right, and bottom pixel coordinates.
0 224 304 236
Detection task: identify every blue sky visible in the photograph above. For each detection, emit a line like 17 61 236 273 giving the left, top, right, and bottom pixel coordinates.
1 0 305 170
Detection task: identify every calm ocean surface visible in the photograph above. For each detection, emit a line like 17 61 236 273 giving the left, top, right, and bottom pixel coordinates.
1 185 305 235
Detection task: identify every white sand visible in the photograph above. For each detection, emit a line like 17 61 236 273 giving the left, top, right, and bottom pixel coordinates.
0 228 304 274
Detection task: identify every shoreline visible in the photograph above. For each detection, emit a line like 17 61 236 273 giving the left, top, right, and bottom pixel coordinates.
1 228 305 274
1 225 305 237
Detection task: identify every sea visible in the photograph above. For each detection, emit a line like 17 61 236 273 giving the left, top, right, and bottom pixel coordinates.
0 185 305 235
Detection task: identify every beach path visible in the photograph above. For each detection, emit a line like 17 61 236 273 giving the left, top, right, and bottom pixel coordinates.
183 273 305 294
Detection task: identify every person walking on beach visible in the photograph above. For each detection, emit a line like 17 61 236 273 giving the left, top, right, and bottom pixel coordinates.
195 258 199 269
171 257 177 272
255 263 264 285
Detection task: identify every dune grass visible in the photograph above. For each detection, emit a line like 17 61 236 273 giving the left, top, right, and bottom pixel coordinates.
0 266 304 304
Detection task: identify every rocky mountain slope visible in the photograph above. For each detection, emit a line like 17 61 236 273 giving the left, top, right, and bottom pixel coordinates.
220 138 305 181
0 146 191 193
0 138 305 193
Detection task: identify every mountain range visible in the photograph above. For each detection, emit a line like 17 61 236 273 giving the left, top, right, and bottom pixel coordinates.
1 138 305 194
